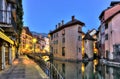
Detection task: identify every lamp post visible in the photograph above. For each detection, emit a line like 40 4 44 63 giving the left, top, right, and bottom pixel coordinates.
32 38 37 56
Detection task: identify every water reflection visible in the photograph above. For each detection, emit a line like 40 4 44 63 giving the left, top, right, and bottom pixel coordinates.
50 59 120 79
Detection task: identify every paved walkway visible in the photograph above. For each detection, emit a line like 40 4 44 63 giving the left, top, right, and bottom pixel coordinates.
0 56 49 79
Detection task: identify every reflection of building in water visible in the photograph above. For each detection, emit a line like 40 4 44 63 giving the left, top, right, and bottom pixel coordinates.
53 60 82 79
82 62 94 79
51 59 120 79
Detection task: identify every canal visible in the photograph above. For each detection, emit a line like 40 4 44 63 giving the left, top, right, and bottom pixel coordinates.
27 54 120 79
48 59 120 79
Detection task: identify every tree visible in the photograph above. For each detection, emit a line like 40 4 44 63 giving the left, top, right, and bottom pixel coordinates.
16 0 24 56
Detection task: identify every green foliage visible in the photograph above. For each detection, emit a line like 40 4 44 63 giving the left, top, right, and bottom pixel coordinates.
16 0 24 48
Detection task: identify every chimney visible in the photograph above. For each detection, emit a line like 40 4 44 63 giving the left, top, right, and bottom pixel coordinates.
56 25 57 29
58 23 61 27
61 20 64 25
72 16 75 21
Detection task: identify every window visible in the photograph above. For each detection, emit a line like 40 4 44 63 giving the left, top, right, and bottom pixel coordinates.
54 49 55 54
56 33 58 37
62 29 65 35
53 41 55 44
51 47 53 53
53 34 55 38
62 47 65 56
51 35 53 40
79 48 81 52
105 34 108 40
0 0 3 22
56 40 58 44
62 38 65 43
78 27 81 32
105 23 108 29
78 36 81 41
106 50 109 58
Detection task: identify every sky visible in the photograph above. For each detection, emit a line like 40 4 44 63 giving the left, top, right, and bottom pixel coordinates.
22 0 119 34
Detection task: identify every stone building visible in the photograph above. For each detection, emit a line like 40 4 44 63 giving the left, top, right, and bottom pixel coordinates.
0 0 19 70
49 16 85 61
98 1 120 60
32 35 41 53
20 27 33 54
83 32 95 59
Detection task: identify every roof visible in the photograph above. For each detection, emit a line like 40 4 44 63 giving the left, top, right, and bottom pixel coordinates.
49 16 85 35
110 1 120 6
83 32 95 41
99 2 120 22
78 31 85 35
23 27 32 36
105 10 120 23
88 28 97 33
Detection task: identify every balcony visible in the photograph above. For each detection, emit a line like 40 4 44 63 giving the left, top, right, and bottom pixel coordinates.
0 10 17 35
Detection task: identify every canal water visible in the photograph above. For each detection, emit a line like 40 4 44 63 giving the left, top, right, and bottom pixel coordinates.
49 59 120 79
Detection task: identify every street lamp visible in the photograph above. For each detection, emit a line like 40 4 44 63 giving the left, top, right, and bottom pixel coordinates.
32 38 37 55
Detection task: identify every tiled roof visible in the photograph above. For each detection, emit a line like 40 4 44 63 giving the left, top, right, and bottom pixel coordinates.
99 2 120 22
110 1 120 6
83 32 95 41
23 27 32 36
49 16 85 34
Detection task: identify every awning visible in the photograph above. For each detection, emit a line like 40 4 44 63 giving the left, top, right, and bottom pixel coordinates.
0 31 14 44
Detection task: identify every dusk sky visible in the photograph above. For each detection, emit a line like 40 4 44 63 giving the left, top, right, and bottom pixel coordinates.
22 0 119 34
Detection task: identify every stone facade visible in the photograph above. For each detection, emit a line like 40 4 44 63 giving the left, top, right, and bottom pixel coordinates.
49 16 85 61
20 27 33 54
98 2 120 60
0 0 18 70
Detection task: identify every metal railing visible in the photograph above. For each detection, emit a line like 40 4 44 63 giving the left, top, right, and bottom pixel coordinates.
27 54 64 79
49 63 64 79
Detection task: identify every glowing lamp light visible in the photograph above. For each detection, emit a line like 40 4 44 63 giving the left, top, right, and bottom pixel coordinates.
81 63 85 73
32 38 37 43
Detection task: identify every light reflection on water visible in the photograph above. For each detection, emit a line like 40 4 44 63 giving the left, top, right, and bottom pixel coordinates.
51 59 120 79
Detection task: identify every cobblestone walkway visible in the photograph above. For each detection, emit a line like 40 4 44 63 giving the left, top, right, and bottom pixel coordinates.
0 56 49 79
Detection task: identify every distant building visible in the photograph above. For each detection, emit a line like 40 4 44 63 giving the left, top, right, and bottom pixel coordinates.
83 32 95 59
82 29 98 59
32 34 41 53
49 16 85 61
98 1 120 60
43 37 50 53
20 27 33 54
88 29 98 57
31 32 49 53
